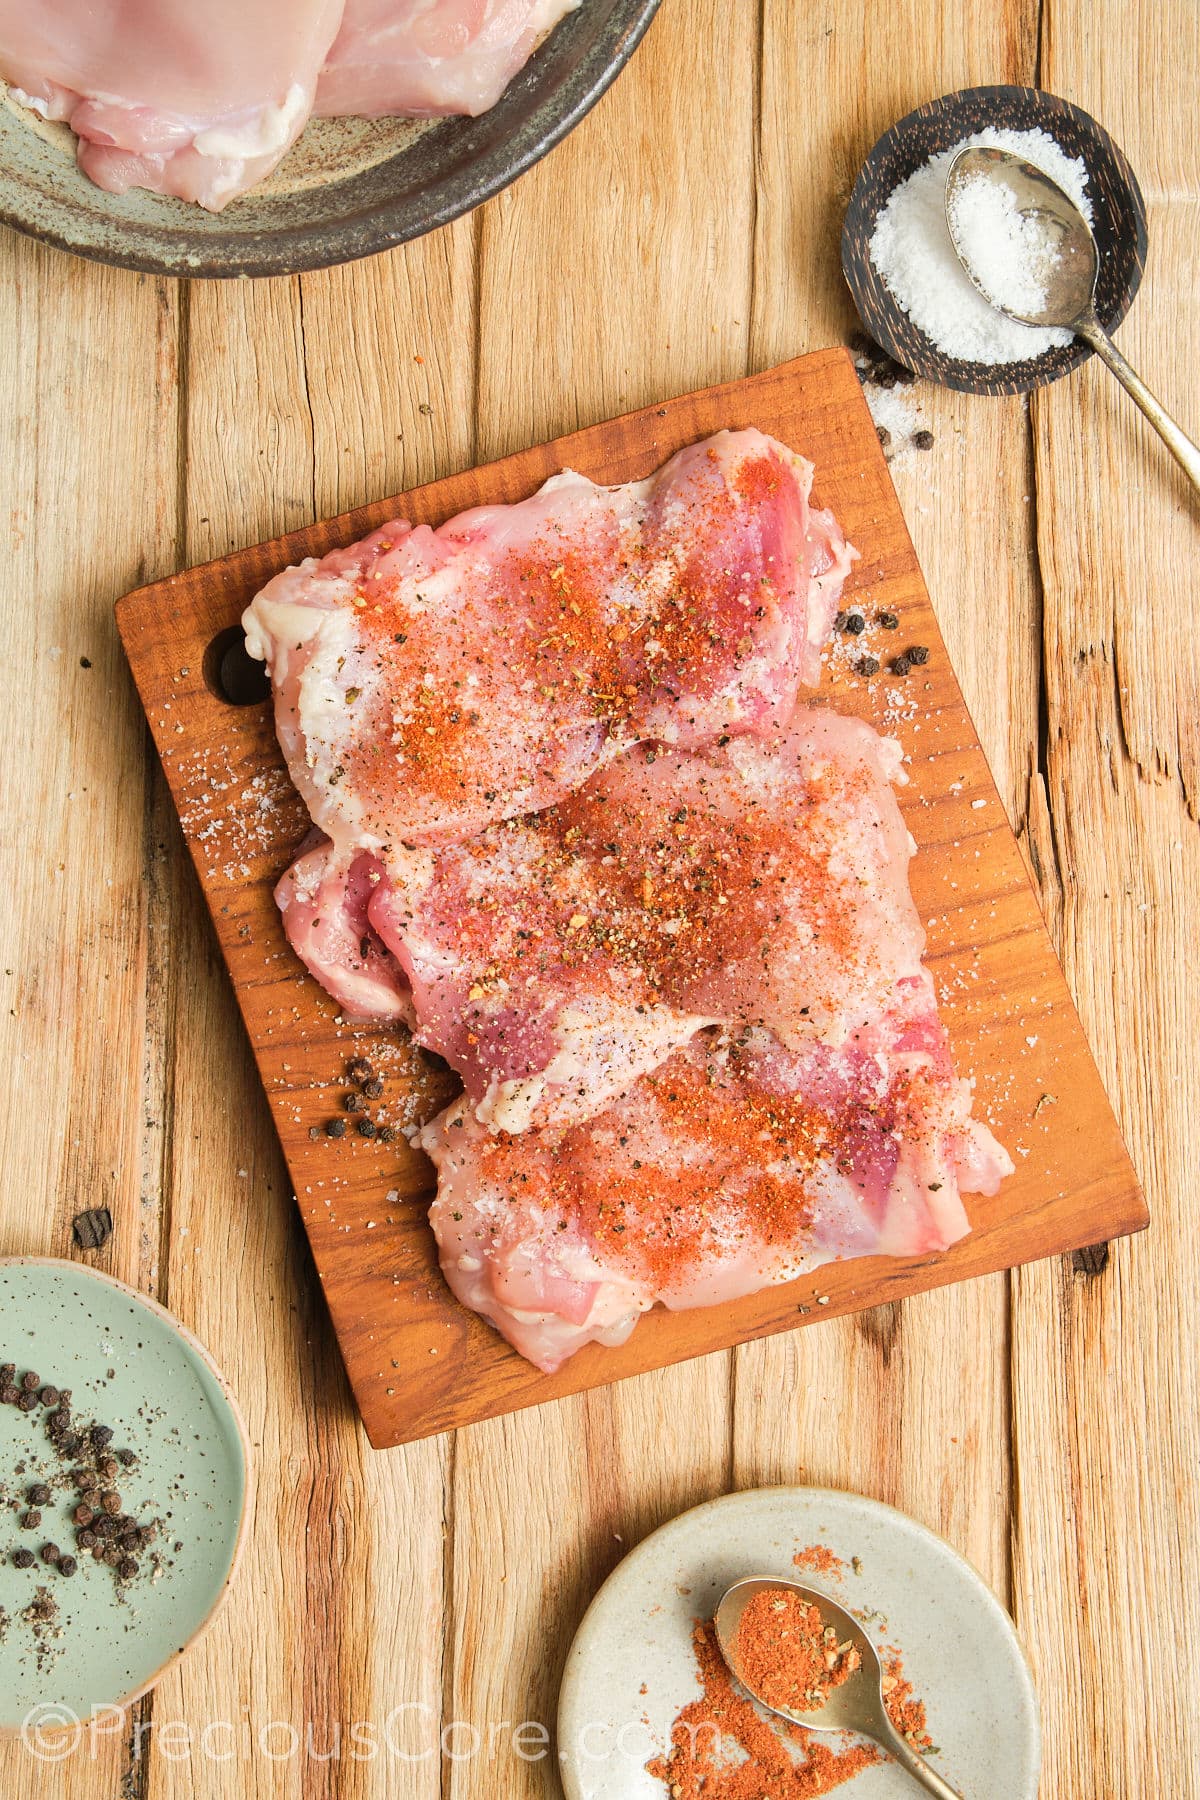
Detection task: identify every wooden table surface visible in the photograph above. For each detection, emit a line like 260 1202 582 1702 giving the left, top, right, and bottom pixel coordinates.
1 2 1196 1794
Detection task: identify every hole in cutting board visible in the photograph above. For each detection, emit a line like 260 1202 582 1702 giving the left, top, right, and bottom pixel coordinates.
203 626 271 706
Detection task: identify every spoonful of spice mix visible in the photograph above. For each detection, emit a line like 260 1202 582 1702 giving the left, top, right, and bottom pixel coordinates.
714 1577 963 1798
944 146 1200 493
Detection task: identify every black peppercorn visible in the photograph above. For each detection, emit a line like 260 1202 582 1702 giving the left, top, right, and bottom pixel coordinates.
356 1117 377 1139
0 1362 14 1385
77 1529 98 1549
20 1510 42 1530
21 1370 40 1392
40 1386 60 1407
856 656 880 677
73 1504 95 1527
12 1548 35 1569
878 611 899 630
347 1057 374 1083
91 1425 113 1449
40 1543 61 1565
58 1556 78 1577
118 1556 139 1580
326 1118 348 1139
59 1432 81 1454
0 1385 20 1405
344 1091 366 1114
101 1491 122 1516
912 429 934 450
832 610 848 631
891 655 912 676
362 1077 384 1100
875 425 891 448
17 1392 38 1413
908 644 929 666
116 1449 137 1468
72 1206 114 1250
378 1125 397 1144
28 1484 51 1506
844 613 866 635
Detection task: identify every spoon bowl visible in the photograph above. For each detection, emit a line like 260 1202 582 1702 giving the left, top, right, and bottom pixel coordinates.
944 146 1098 326
715 1576 963 1798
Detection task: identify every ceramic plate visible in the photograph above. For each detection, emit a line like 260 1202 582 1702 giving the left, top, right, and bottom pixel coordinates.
558 1486 1039 1798
0 1258 251 1732
0 0 661 278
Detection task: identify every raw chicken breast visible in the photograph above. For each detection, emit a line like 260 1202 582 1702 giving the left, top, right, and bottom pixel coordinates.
420 1000 1014 1372
275 836 413 1024
0 0 343 210
355 706 923 1130
316 0 580 119
244 430 853 851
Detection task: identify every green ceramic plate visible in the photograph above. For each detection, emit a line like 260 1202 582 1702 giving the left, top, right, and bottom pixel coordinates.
0 1259 251 1732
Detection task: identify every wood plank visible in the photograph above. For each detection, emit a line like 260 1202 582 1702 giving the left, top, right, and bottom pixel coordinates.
117 343 1145 1455
0 237 181 1799
735 0 1045 1623
1014 2 1200 1789
139 237 476 1800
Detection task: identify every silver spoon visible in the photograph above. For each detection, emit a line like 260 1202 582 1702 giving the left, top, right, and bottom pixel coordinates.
944 145 1200 494
714 1576 962 1798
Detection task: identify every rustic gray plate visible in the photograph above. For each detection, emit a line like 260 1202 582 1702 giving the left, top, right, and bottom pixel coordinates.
558 1486 1040 1798
0 0 661 279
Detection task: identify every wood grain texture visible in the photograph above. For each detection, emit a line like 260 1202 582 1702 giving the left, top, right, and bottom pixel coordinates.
0 0 1196 1793
117 343 1146 1448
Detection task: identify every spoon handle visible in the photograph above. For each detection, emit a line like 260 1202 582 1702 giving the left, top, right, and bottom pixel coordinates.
1077 315 1200 495
881 1725 964 1798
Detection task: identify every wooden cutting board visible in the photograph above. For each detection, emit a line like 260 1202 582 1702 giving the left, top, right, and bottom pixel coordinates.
116 347 1147 1448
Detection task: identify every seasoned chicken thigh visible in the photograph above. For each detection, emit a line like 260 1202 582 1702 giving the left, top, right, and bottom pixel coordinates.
245 430 853 850
421 1001 1013 1372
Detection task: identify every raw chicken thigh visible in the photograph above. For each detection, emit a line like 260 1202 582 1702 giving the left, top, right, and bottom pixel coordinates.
316 0 581 119
0 0 343 210
244 431 852 849
250 420 1008 1371
351 706 925 1130
421 999 1013 1372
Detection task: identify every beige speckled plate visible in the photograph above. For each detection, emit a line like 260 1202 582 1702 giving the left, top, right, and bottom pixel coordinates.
558 1487 1040 1798
0 1 661 278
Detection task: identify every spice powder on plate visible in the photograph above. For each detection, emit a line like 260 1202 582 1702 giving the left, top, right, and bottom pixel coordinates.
647 1621 879 1798
648 1619 933 1798
733 1590 861 1716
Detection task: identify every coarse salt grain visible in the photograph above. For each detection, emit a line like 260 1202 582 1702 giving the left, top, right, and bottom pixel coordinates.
946 173 1063 318
869 127 1093 366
